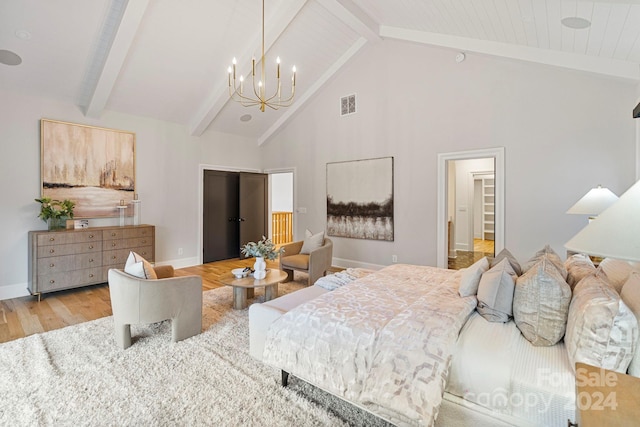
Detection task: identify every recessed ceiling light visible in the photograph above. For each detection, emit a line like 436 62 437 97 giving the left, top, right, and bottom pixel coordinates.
561 17 591 29
15 29 32 40
0 50 22 66
240 114 252 122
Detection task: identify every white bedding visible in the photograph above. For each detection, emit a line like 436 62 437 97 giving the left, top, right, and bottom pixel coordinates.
446 312 575 426
263 264 477 426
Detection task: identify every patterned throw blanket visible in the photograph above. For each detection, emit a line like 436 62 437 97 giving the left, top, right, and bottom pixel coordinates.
263 264 477 426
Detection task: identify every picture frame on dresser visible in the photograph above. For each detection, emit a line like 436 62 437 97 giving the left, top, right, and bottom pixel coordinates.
40 119 136 219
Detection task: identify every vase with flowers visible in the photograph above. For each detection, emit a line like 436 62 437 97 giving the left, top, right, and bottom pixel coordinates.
35 197 75 230
241 236 283 279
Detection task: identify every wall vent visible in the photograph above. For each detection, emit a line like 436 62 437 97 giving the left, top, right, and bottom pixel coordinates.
340 94 356 116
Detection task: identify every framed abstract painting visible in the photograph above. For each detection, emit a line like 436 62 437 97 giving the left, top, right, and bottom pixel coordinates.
326 157 394 241
40 119 136 218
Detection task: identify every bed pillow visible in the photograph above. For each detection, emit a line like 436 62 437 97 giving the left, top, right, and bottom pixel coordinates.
477 258 517 322
513 258 571 346
565 274 638 373
621 272 640 377
596 258 638 294
564 254 596 290
458 257 490 297
490 248 522 276
521 245 567 279
124 251 157 279
300 229 325 254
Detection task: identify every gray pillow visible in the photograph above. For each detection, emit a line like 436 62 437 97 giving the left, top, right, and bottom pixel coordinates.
564 254 596 290
490 248 522 276
522 244 567 280
477 258 517 322
514 258 571 346
565 274 638 373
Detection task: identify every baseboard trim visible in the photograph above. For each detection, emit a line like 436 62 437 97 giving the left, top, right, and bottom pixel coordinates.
332 257 386 271
0 282 30 301
156 256 200 270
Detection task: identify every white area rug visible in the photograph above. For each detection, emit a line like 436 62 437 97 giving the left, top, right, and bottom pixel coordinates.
0 282 389 426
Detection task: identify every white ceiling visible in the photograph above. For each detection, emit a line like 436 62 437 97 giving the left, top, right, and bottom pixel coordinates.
1 0 639 144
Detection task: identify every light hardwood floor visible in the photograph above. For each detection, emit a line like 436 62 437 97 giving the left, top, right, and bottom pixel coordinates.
0 258 280 344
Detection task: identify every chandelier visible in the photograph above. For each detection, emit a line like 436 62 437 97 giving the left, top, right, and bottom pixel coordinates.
227 0 296 112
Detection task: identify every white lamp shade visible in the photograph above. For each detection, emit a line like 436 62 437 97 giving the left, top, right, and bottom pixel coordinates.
566 185 619 216
565 180 640 262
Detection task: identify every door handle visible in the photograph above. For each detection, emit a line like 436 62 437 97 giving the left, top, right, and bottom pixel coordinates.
238 218 246 222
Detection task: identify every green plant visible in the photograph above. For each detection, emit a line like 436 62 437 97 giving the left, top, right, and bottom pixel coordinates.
35 197 75 222
241 236 283 260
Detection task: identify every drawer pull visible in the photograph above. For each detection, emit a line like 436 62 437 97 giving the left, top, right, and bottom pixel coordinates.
112 243 117 247
89 245 94 249
49 249 55 254
89 259 94 262
49 263 55 268
49 280 55 284
89 234 94 239
141 240 146 244
89 274 94 278
49 237 55 242
141 252 147 255
111 232 116 237
112 256 117 260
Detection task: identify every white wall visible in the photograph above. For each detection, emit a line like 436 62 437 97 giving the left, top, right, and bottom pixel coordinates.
271 172 293 212
261 39 637 268
0 90 261 299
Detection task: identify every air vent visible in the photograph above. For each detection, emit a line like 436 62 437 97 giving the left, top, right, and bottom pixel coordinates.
340 94 356 116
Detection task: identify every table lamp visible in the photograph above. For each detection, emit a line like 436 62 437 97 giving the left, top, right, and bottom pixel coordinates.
566 185 619 221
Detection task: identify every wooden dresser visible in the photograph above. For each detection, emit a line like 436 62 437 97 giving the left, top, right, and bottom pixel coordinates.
28 224 155 299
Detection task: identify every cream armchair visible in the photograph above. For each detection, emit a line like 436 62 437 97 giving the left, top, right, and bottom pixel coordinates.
108 268 203 349
280 238 333 286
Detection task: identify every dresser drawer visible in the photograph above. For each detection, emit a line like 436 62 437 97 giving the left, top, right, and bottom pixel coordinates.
37 253 102 274
37 230 102 246
37 267 104 292
37 241 102 258
103 226 153 241
103 246 153 267
102 236 153 251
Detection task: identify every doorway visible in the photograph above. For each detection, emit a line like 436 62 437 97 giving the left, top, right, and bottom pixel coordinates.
269 171 294 245
202 170 268 263
436 147 505 269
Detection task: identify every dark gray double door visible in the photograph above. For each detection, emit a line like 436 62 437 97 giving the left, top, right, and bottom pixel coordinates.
203 170 268 263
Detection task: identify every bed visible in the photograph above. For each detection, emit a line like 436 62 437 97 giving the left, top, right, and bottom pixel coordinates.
250 254 639 426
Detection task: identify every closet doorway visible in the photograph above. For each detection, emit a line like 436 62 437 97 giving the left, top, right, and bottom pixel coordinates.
202 170 268 263
437 147 505 269
269 171 294 245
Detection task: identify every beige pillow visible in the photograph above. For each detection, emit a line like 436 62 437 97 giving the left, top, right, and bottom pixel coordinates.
459 257 489 297
490 248 522 276
477 258 517 323
513 258 571 346
621 272 640 377
522 245 567 279
596 258 638 294
564 254 596 290
565 274 638 373
124 251 157 279
300 229 325 254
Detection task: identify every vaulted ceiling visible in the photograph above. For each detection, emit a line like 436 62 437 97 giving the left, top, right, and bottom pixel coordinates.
2 0 639 144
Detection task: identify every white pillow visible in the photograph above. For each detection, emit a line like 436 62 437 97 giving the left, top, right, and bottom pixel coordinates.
513 258 571 346
564 254 596 290
458 257 489 297
565 274 638 373
596 258 638 294
124 251 157 279
477 258 517 323
620 272 640 377
521 245 567 279
300 229 325 254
